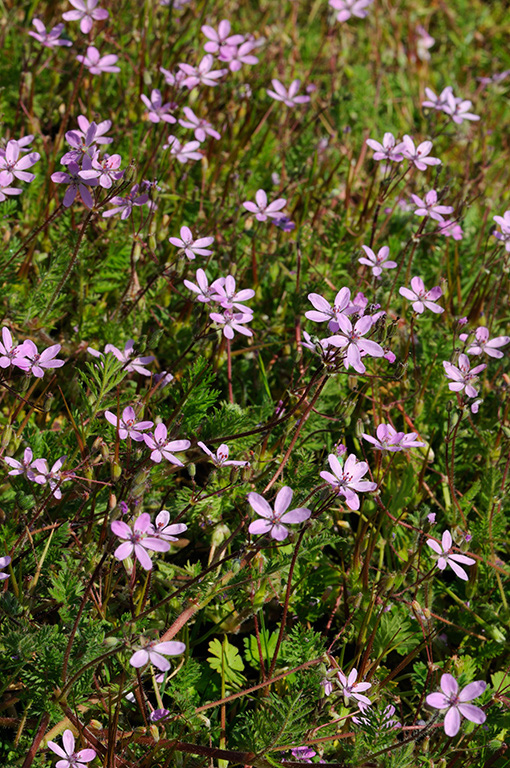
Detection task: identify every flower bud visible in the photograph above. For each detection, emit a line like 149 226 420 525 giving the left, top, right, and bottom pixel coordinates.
111 462 122 481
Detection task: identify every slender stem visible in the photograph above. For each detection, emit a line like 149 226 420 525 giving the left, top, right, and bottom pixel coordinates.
226 338 234 403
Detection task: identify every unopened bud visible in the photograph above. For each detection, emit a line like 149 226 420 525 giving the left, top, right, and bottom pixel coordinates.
109 493 117 510
1 425 12 448
111 462 122 481
187 462 196 479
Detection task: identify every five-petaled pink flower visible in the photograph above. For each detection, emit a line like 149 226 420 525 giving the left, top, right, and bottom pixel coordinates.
76 46 119 75
443 354 486 398
51 158 98 208
164 135 203 163
0 328 30 370
28 19 72 47
326 315 384 374
22 340 65 377
320 453 376 510
438 219 463 240
48 729 96 768
209 309 253 339
359 245 397 276
266 79 311 107
411 189 454 222
242 189 287 221
129 639 186 670
197 441 248 467
141 89 177 124
248 486 311 541
329 0 373 22
63 0 109 34
144 425 190 465
105 406 153 441
305 287 354 331
179 54 227 88
150 510 188 542
201 20 244 54
0 141 40 183
362 423 425 452
179 107 221 141
111 512 170 570
426 674 486 736
426 530 475 581
169 226 214 259
399 276 444 314
366 133 404 162
209 275 255 312
32 455 70 499
4 447 40 479
400 135 441 171
183 268 216 303
322 667 372 704
102 184 149 219
459 327 510 359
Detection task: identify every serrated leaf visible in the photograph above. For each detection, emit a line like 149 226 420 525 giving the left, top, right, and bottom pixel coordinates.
207 637 245 688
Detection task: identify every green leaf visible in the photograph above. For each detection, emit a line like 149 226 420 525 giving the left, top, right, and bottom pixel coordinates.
207 637 246 688
243 629 279 668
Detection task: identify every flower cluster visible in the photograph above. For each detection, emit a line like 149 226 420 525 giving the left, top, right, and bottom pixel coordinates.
52 114 125 209
0 327 65 377
111 510 187 571
422 86 480 124
5 449 71 500
184 269 255 339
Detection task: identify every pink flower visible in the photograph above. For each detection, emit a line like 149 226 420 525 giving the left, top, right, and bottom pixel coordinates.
322 667 372 704
83 152 123 188
169 226 214 259
266 79 311 107
21 340 65 377
422 86 454 111
426 530 475 581
183 268 216 303
248 486 311 541
443 354 486 398
76 46 119 75
325 315 384 374
366 133 404 162
320 453 376 510
149 510 188 542
0 327 30 370
144 425 190 465
51 158 98 208
28 19 72 47
197 441 248 467
4 448 40 480
416 25 435 61
47 729 96 768
111 513 170 571
329 0 373 22
358 245 397 276
75 115 112 145
129 639 186 670
179 54 227 88
242 189 287 221
399 276 443 314
0 555 11 582
219 40 259 72
32 456 70 500
160 66 187 89
400 135 441 170
426 674 486 736
209 275 255 312
442 91 480 124
63 0 109 34
362 423 425 452
438 219 463 240
492 210 510 251
98 340 155 375
305 287 355 330
163 135 203 163
141 89 177 124
179 107 220 142
0 170 23 202
102 184 149 219
209 309 253 339
104 406 153 441
460 327 509 359
201 20 245 54
411 189 454 222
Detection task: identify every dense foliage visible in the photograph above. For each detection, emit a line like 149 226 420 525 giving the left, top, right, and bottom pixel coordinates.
0 0 509 766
